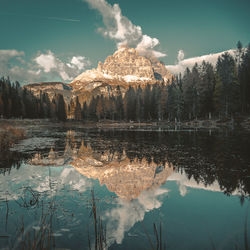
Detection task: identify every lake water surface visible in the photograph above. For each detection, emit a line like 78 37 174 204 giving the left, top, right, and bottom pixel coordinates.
0 125 249 250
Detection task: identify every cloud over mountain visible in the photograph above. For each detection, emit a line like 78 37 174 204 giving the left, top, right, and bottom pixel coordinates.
35 51 91 81
0 49 91 84
166 49 235 74
0 49 42 83
83 0 166 58
177 50 185 62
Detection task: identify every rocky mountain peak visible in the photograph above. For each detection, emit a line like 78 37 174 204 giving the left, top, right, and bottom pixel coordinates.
97 47 155 80
70 47 173 91
24 48 174 106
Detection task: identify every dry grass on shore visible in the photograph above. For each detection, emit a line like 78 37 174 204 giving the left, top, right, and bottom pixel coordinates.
0 125 26 151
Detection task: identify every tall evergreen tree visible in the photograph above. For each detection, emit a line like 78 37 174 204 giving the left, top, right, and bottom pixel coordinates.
82 102 88 120
198 61 215 117
143 84 151 120
115 86 124 120
216 52 239 116
135 86 143 122
239 43 250 113
96 96 103 121
57 94 67 121
124 86 136 121
74 96 82 120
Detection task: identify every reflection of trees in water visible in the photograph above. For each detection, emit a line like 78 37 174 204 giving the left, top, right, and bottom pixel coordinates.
83 130 250 198
1 129 250 198
0 151 25 174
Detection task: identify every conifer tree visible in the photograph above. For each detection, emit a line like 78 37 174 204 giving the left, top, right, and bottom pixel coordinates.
74 96 82 120
216 52 239 116
115 86 124 120
57 94 67 121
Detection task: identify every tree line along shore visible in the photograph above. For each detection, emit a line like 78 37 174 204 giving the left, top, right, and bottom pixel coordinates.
0 42 250 124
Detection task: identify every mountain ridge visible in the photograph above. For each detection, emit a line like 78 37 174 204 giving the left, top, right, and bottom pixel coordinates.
70 47 173 91
24 47 173 105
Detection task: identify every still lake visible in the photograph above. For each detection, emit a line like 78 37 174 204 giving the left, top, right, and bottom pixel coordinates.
0 124 249 250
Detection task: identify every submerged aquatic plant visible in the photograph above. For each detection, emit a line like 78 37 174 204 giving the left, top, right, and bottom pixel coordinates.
88 190 107 250
11 199 56 250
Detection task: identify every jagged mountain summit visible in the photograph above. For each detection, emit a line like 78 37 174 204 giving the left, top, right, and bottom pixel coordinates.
24 47 173 105
70 47 173 93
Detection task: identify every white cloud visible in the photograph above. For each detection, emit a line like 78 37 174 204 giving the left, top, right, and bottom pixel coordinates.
59 71 70 81
34 51 91 81
0 49 45 83
136 35 167 58
136 35 159 50
0 49 91 84
0 49 24 58
177 49 184 62
70 56 89 70
83 0 166 58
166 49 235 75
151 50 167 58
35 52 57 73
84 0 141 45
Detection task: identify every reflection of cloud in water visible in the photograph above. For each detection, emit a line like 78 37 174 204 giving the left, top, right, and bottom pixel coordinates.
168 171 241 196
0 164 92 202
60 167 91 192
105 187 168 245
103 169 242 246
62 138 173 246
2 129 247 250
72 140 174 200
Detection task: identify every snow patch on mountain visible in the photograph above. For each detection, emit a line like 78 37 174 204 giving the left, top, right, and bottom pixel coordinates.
70 47 173 89
123 75 151 82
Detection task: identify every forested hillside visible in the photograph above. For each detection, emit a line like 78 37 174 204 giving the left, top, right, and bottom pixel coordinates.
1 42 250 122
82 42 250 121
0 78 67 121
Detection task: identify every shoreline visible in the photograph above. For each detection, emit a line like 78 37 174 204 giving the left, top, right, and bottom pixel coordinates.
0 116 250 131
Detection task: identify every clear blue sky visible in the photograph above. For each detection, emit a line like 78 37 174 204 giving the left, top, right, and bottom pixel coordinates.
1 0 250 82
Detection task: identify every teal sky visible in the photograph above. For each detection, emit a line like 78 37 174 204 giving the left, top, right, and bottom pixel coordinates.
0 0 250 83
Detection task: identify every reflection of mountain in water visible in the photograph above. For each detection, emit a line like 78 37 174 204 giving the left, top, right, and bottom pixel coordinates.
27 131 173 200
7 129 250 200
72 141 173 200
2 128 249 250
28 130 78 166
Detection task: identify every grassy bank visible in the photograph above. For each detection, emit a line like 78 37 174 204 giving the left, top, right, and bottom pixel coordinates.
0 124 26 152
